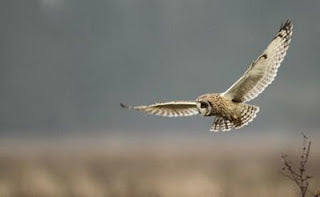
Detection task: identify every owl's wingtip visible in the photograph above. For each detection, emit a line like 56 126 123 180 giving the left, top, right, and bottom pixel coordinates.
279 19 293 31
120 103 128 108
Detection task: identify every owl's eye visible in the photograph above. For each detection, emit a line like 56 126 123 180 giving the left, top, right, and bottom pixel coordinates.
200 102 208 108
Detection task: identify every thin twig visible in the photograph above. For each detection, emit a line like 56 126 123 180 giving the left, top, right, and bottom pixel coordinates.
280 133 314 197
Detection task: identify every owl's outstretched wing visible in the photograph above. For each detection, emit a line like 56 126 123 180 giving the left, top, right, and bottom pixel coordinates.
120 101 199 117
222 20 293 103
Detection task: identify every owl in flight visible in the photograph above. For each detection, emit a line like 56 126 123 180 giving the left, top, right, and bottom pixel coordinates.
121 20 293 132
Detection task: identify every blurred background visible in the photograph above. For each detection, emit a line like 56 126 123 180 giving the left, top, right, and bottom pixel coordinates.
1 0 320 196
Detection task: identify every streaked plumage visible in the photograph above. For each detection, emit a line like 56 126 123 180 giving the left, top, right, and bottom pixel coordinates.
121 20 293 132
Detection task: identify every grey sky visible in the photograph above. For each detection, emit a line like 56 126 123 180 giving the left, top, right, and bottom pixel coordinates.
1 0 320 137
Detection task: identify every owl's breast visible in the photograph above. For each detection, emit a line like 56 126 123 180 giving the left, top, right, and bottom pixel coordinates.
209 96 241 119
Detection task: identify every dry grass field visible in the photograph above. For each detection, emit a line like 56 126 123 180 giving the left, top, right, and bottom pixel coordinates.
0 135 319 197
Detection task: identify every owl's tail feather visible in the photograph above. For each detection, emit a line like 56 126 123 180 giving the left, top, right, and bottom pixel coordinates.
210 104 259 132
210 117 234 132
235 104 260 129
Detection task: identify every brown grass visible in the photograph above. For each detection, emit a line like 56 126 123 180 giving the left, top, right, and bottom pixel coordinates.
0 138 319 197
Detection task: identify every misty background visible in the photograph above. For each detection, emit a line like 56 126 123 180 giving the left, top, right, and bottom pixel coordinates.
1 0 320 140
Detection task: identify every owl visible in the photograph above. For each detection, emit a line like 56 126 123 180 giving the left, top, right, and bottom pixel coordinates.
121 20 293 132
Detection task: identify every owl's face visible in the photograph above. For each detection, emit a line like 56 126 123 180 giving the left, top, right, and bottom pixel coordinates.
196 99 212 116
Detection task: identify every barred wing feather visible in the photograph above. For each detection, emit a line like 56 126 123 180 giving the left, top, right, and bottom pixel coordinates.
222 20 293 102
120 101 199 117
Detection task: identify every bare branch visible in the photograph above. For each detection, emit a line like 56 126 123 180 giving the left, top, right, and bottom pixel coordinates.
280 133 315 197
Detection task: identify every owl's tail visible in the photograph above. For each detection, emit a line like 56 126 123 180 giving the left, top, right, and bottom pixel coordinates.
210 104 259 132
236 104 260 128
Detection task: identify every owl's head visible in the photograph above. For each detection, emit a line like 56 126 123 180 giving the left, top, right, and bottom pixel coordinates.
196 99 212 116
